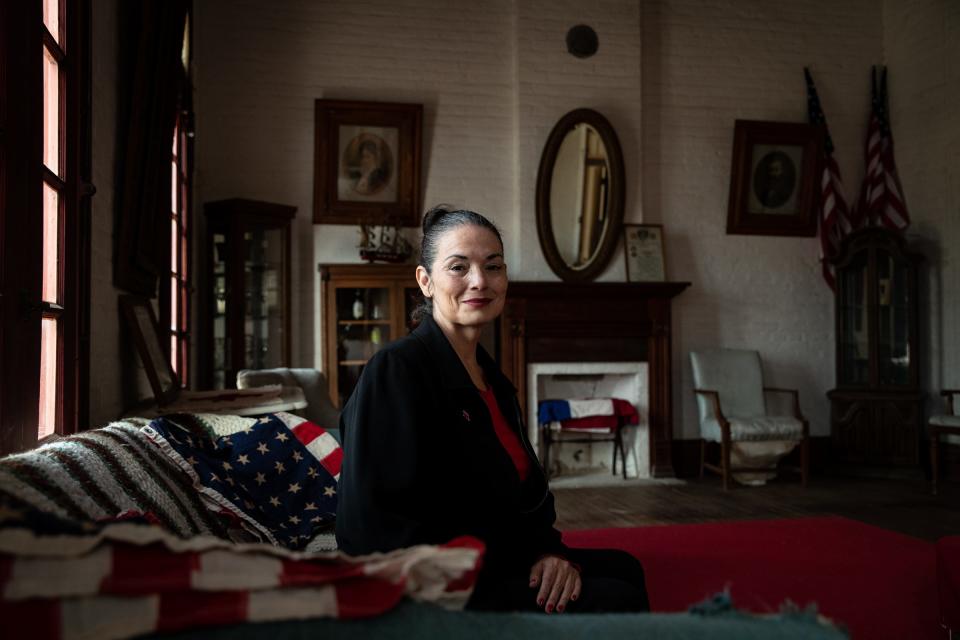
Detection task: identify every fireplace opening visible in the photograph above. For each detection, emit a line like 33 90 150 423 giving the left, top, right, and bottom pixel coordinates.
527 362 649 479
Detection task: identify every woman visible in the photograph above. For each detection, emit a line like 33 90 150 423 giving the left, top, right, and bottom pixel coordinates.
335 206 649 614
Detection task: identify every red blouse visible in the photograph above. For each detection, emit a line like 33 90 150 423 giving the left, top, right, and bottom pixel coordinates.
479 386 530 482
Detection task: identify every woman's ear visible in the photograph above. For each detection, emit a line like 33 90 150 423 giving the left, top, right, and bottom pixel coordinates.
415 265 432 297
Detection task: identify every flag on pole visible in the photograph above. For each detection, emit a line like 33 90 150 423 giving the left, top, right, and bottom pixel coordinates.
805 68 853 289
856 66 910 231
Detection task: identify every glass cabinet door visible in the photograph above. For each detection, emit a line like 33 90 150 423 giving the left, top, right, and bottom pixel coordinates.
838 249 869 386
334 286 393 405
244 227 286 372
211 232 228 389
876 249 910 386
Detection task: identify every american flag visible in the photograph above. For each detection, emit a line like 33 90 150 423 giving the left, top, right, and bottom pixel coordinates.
0 514 483 640
856 66 910 232
805 68 853 289
142 412 342 550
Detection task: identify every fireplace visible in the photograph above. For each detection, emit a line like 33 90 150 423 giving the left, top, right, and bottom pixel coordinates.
497 281 690 477
528 362 649 478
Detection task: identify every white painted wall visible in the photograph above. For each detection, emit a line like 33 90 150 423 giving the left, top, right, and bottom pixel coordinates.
89 0 128 426
98 0 950 448
883 0 960 439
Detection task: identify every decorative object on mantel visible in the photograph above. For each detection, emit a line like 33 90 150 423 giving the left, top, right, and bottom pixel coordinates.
357 220 414 263
313 99 423 227
623 224 666 282
726 119 824 237
536 108 625 282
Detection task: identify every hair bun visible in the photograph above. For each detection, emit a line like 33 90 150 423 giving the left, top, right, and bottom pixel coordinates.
422 205 453 232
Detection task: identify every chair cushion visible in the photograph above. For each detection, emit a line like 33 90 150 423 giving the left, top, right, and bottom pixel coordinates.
690 349 766 423
702 415 804 443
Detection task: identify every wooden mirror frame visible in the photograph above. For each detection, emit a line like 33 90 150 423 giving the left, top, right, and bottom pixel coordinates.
535 108 625 282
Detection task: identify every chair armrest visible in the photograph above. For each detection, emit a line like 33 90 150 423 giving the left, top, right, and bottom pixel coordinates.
693 389 728 424
763 387 805 420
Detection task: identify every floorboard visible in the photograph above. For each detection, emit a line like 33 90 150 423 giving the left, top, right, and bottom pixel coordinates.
552 472 960 541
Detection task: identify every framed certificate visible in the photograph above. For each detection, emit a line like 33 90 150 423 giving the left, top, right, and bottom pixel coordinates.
623 224 666 282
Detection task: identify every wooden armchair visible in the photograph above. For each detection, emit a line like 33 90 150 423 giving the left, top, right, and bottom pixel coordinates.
930 389 960 495
690 349 809 490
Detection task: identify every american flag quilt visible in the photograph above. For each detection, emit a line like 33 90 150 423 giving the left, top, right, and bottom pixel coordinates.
0 514 484 640
141 412 342 549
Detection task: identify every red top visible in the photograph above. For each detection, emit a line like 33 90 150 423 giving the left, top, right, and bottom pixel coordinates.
479 386 530 482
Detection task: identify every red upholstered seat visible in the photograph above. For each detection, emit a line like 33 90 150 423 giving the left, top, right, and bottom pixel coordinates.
938 536 960 633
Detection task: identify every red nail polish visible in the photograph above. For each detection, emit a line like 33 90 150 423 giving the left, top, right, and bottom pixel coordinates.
571 594 578 601
557 604 565 613
546 604 554 613
537 598 544 606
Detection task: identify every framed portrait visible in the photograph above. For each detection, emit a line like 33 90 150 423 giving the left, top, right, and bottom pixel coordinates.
119 295 179 406
623 224 666 282
314 99 423 226
726 120 824 237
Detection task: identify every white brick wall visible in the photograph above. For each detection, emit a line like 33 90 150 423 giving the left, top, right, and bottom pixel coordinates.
884 0 960 432
175 0 957 445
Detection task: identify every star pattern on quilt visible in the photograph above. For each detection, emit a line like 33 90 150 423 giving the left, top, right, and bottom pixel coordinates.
144 412 341 550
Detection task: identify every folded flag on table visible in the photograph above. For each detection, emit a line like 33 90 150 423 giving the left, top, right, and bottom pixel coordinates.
0 513 484 640
142 412 341 550
538 398 639 432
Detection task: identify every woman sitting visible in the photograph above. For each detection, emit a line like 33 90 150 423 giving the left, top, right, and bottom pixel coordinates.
335 205 649 614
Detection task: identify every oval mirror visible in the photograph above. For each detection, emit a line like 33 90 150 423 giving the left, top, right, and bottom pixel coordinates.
535 108 625 281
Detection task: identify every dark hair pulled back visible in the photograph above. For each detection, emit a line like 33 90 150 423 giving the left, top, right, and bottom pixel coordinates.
411 205 503 324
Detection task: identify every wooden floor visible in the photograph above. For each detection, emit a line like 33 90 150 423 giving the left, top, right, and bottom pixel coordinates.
552 471 960 541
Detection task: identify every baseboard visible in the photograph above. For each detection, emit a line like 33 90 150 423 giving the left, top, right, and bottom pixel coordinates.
671 436 833 479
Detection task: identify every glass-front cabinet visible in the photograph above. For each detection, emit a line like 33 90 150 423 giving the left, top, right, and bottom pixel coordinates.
829 227 922 465
320 264 421 407
204 199 295 389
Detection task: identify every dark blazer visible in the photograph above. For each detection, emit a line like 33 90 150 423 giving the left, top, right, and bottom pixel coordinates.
335 314 567 575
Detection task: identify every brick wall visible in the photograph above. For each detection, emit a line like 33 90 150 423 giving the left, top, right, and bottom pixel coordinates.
170 0 957 444
884 0 960 439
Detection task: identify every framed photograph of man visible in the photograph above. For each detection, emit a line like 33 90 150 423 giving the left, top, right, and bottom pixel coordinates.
726 120 824 237
314 99 423 226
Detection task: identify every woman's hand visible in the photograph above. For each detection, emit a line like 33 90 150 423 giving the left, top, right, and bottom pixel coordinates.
529 555 581 613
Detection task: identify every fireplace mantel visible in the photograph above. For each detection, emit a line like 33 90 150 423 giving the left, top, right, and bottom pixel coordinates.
497 281 690 478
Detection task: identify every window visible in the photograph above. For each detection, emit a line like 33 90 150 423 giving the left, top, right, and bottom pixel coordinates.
160 16 193 387
0 1 90 454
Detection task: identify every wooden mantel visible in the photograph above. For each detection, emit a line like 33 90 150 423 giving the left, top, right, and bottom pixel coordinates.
497 281 690 478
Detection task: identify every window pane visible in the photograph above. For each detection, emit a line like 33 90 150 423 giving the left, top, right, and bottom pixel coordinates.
38 318 58 439
43 47 60 174
171 160 178 212
42 182 59 303
179 281 188 330
170 277 178 331
171 218 178 275
43 0 60 45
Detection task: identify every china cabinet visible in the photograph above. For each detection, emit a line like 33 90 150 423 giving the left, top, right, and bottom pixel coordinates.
203 199 294 389
319 264 422 407
828 227 922 465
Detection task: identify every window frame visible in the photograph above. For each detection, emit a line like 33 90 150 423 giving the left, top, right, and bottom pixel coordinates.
0 0 91 454
158 14 193 389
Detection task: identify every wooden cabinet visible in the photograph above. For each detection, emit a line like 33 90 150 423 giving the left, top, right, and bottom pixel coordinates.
828 227 922 465
320 264 422 407
202 199 294 389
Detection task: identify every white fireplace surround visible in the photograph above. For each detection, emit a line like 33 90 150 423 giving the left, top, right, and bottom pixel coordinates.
527 362 650 479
